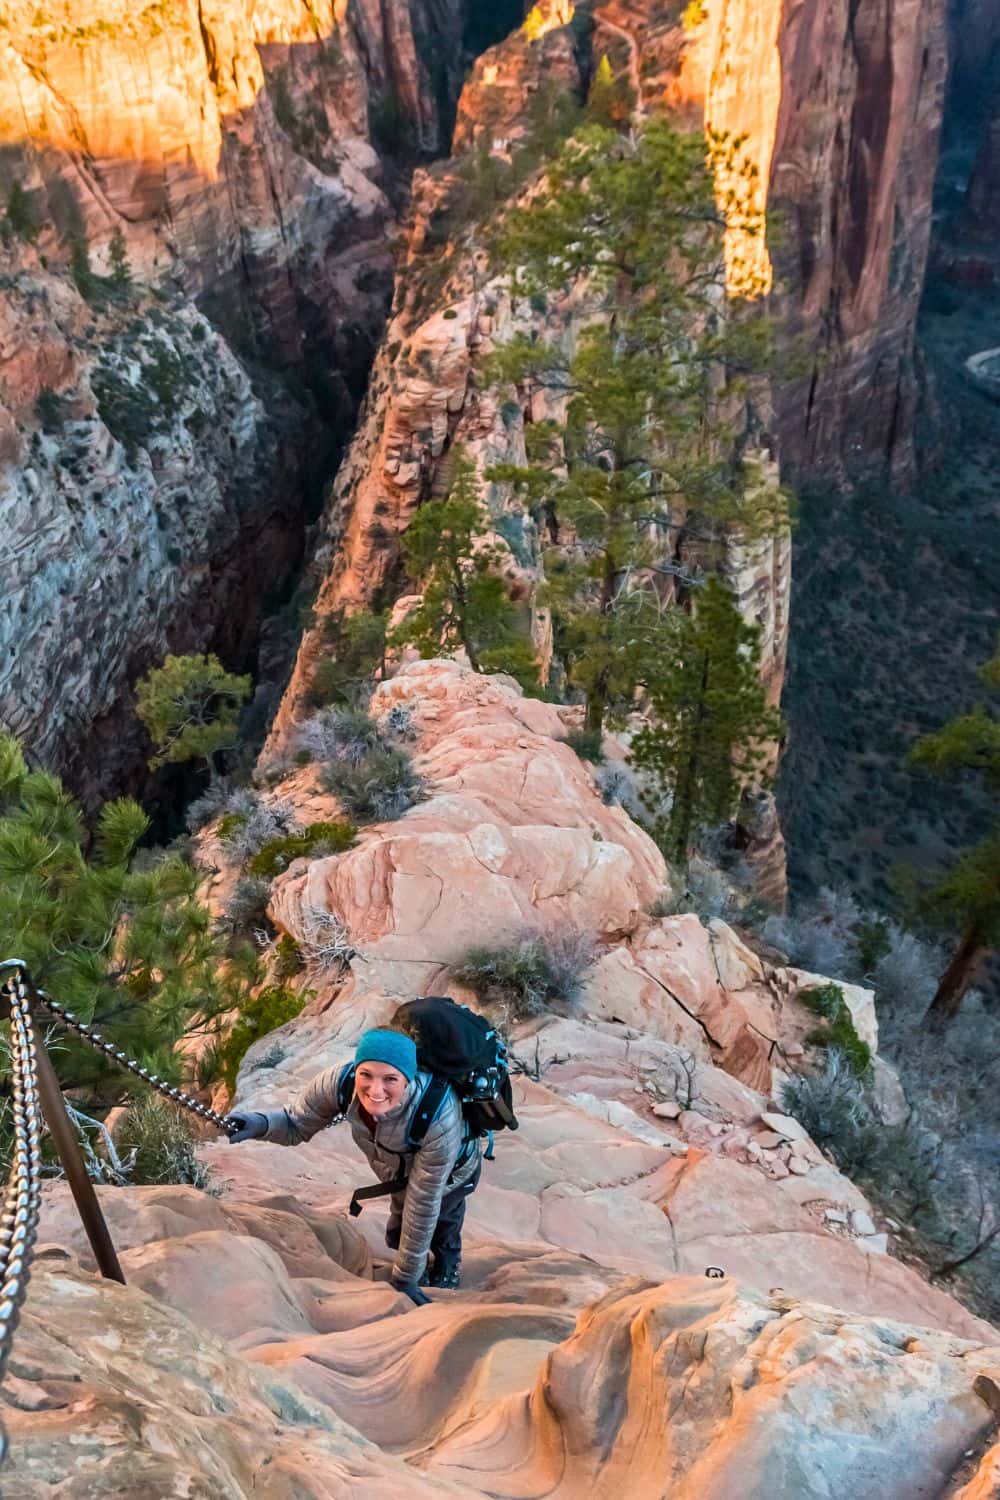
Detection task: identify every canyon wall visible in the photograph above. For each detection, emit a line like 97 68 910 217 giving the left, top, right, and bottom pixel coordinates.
0 0 954 802
0 0 467 801
667 0 949 485
767 0 949 484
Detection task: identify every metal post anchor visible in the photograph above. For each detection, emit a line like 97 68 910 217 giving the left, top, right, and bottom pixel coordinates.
0 964 124 1284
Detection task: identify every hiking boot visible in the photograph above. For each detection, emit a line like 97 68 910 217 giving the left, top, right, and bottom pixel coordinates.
427 1261 461 1289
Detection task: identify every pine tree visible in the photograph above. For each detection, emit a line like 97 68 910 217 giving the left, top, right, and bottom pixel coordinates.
310 609 389 707
908 641 1000 1027
0 733 229 1106
68 230 97 302
391 449 539 687
109 226 131 291
629 577 782 865
487 119 787 730
585 54 634 129
135 653 252 778
4 182 38 243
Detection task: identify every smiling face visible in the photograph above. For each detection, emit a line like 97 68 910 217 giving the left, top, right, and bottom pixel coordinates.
354 1060 409 1118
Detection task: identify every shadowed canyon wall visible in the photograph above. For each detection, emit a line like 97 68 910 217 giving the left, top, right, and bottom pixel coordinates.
0 0 468 804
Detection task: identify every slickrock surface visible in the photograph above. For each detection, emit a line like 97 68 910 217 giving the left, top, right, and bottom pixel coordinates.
0 1259 478 1499
426 1276 1000 1499
8 659 1000 1494
268 661 666 998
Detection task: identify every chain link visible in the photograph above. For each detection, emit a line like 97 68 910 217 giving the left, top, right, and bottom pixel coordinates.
0 969 45 1466
34 991 239 1137
0 962 238 1464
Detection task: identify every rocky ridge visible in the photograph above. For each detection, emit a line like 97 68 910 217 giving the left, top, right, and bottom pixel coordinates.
266 8 791 893
6 657 1000 1495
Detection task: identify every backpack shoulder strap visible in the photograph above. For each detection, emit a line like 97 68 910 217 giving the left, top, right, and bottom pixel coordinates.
335 1062 356 1118
406 1075 452 1148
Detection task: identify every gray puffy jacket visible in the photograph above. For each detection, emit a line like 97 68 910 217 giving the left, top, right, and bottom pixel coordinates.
262 1067 480 1285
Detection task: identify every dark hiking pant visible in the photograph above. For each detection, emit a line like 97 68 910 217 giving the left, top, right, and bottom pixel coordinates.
385 1161 482 1274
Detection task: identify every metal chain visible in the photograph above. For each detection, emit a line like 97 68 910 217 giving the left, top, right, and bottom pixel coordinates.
0 970 45 1465
33 991 239 1137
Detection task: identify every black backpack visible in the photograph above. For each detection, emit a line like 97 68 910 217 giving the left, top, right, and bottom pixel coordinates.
338 997 519 1217
396 995 519 1144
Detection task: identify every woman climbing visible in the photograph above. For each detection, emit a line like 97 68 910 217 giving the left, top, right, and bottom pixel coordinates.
226 1027 482 1304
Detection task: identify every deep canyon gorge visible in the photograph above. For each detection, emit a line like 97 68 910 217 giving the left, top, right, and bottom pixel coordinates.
2 0 1000 1493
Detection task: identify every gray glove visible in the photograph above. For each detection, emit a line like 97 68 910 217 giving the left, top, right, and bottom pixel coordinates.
226 1111 268 1143
390 1277 430 1307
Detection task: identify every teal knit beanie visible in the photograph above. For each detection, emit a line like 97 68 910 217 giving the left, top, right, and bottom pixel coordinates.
354 1029 418 1082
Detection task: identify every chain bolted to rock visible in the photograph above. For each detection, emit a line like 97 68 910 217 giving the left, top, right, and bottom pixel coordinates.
33 989 240 1138
0 959 241 1467
0 967 45 1466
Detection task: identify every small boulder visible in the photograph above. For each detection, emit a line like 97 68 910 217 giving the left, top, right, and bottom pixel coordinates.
760 1111 810 1143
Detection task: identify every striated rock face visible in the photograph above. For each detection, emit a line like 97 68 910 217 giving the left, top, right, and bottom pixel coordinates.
0 282 304 799
1 1258 477 1498
767 0 949 484
0 0 469 798
427 1276 1000 1497
607 0 949 483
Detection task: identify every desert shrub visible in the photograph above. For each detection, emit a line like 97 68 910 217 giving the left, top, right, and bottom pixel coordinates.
295 707 386 767
216 792 299 865
321 746 422 823
35 387 67 433
221 876 272 935
669 854 745 925
593 760 646 821
92 363 158 454
765 894 947 1022
781 1051 874 1174
247 820 356 877
453 930 596 1021
853 915 892 976
112 1095 213 1190
218 985 305 1090
378 703 416 742
307 610 388 709
185 780 241 833
871 924 942 1015
565 728 604 763
298 904 356 975
799 981 872 1076
762 886 862 977
3 181 39 243
782 1051 940 1218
